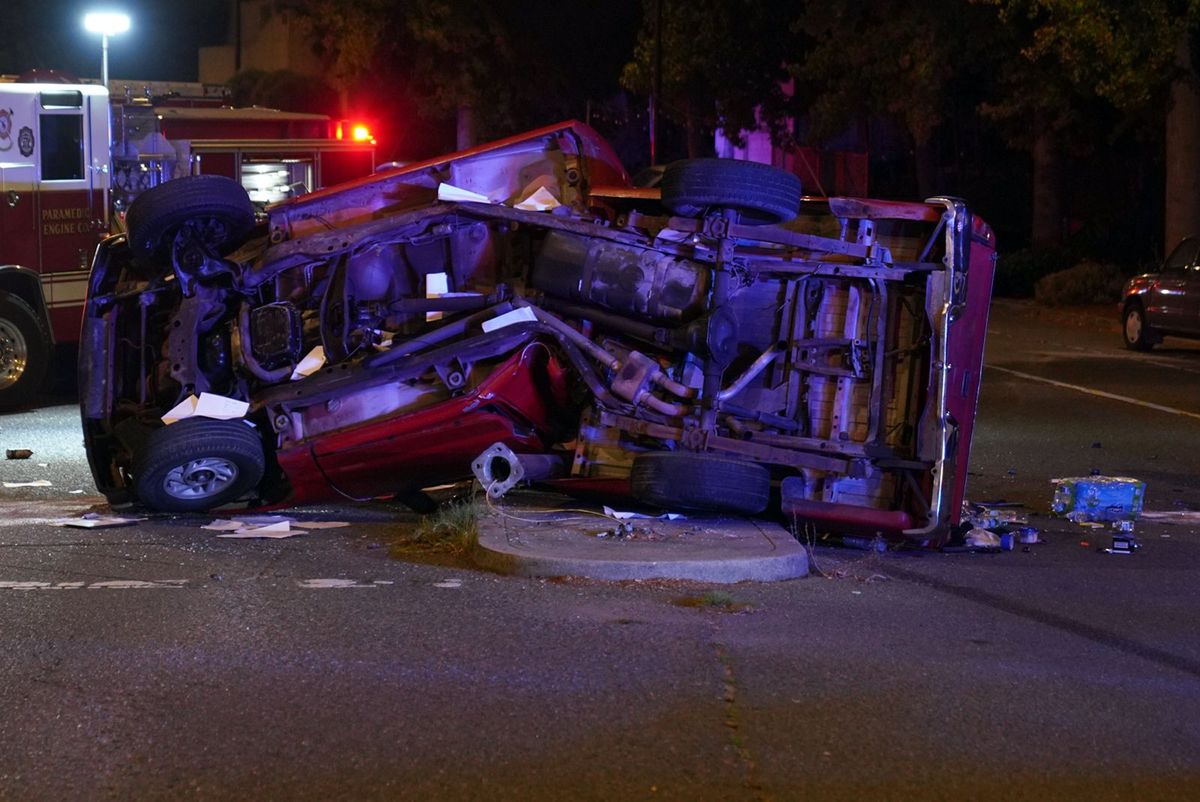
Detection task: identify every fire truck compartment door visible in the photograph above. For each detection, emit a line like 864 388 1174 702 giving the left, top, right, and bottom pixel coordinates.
0 162 37 269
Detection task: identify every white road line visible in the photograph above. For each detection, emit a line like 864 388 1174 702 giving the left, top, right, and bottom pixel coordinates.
989 365 1200 421
0 579 187 590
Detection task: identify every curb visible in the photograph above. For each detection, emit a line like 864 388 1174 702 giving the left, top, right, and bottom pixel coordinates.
471 507 809 583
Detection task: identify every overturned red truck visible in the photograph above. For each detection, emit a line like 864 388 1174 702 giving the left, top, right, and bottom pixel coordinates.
80 121 995 543
0 75 374 407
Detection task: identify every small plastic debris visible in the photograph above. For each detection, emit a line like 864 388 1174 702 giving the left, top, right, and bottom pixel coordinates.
5 449 32 460
1016 527 1041 544
2 480 51 488
1091 442 1102 449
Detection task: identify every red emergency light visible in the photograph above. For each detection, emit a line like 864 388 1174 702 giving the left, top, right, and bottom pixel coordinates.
336 120 376 144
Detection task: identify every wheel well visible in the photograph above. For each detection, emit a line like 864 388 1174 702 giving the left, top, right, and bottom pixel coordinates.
0 266 50 320
1123 297 1143 314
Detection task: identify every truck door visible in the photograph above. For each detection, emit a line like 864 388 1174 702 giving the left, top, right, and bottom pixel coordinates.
35 87 109 340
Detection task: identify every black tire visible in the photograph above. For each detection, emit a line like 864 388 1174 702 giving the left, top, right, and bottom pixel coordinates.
661 158 802 226
0 292 51 410
134 418 266 512
1122 302 1154 351
125 175 255 265
630 451 770 515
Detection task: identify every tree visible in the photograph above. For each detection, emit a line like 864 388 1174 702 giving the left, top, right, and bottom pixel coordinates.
621 0 798 159
276 0 538 149
989 0 1200 251
793 0 1003 199
226 69 339 115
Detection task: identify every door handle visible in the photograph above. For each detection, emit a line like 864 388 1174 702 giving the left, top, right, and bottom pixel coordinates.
5 190 17 208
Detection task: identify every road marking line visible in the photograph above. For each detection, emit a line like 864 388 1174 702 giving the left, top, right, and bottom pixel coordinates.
0 579 187 590
296 578 378 588
989 365 1200 421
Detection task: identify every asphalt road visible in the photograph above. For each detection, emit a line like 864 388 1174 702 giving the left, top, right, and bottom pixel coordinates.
1 302 1199 801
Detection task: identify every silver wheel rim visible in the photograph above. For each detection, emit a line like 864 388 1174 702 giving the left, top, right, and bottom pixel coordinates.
1125 310 1142 344
163 457 240 500
0 319 28 392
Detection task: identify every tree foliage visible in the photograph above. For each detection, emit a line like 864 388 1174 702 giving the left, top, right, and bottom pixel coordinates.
620 0 797 152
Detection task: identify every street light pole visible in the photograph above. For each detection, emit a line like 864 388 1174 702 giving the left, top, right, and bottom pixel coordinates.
100 33 110 88
83 11 131 91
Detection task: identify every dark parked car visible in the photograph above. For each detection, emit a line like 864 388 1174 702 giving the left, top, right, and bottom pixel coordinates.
1121 237 1200 350
80 121 996 544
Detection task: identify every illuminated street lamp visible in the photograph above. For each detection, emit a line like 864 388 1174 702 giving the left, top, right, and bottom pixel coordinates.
83 10 131 90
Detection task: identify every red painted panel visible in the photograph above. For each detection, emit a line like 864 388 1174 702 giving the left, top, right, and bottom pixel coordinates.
277 345 570 504
944 217 997 523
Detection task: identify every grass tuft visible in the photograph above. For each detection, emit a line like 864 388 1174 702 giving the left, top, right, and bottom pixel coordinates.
403 498 481 555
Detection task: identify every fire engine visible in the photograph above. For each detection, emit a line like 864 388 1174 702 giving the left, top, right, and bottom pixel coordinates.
0 74 375 408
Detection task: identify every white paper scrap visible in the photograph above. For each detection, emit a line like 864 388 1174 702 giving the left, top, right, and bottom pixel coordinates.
290 345 326 380
514 185 561 211
201 519 245 531
52 515 145 529
236 514 296 526
161 392 249 425
1141 510 1200 523
437 183 492 203
481 306 538 333
3 480 52 488
426 271 449 322
218 521 299 539
603 505 685 521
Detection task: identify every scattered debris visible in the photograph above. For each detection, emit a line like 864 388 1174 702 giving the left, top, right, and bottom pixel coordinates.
5 449 32 460
602 505 685 521
945 500 1027 553
2 480 51 488
1051 476 1145 523
204 515 350 538
433 579 463 588
1103 534 1140 555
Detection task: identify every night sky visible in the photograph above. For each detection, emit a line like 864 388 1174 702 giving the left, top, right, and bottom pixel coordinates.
0 1 231 82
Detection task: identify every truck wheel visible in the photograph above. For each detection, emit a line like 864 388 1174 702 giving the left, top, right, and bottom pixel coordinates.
125 175 255 265
630 451 771 515
134 418 266 512
661 158 802 226
0 292 51 410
